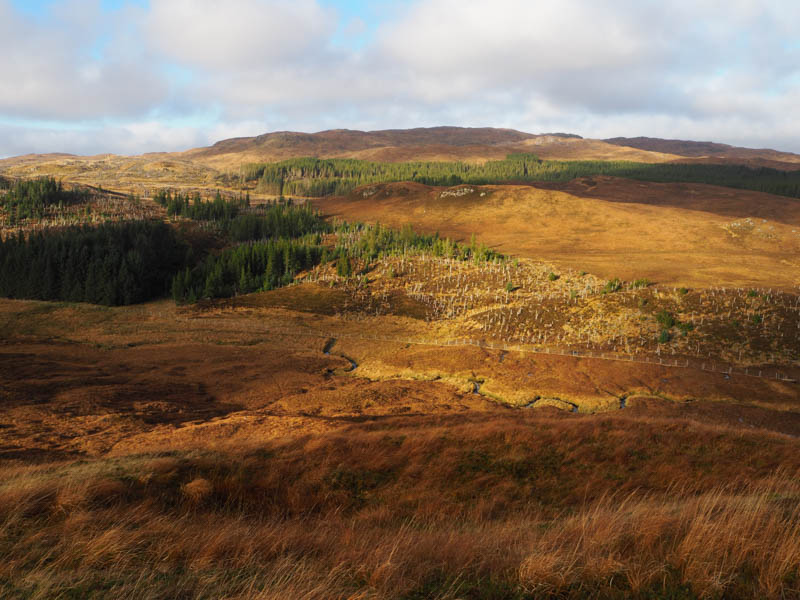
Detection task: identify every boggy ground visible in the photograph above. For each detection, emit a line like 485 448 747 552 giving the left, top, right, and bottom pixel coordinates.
1 296 799 598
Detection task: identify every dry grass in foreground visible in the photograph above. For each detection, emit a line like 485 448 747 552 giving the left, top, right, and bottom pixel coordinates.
1 298 798 599
3 485 799 599
1 414 799 599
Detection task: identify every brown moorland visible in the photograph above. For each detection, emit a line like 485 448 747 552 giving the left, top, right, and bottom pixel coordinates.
605 136 800 168
1 295 799 599
315 178 800 289
182 131 684 170
3 126 800 598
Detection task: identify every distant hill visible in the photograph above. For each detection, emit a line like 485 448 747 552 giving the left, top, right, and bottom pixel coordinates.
604 136 800 168
187 128 800 170
3 128 800 191
190 126 542 157
181 126 544 166
179 127 683 169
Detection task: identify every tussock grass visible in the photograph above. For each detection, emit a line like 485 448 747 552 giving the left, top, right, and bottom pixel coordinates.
2 478 798 598
1 416 799 599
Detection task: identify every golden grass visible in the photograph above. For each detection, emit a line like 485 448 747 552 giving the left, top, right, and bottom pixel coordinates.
518 482 800 598
2 130 800 598
1 293 799 598
0 154 221 195
1 421 798 599
315 179 800 289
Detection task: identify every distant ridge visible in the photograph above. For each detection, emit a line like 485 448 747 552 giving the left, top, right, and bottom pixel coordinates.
189 126 542 159
178 127 684 168
604 136 800 166
187 128 800 169
4 127 800 189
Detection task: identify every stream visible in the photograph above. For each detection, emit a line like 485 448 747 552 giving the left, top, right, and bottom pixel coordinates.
323 338 358 372
521 397 579 412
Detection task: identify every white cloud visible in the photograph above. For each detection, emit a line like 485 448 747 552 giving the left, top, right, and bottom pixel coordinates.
0 1 167 121
0 120 209 158
145 0 336 70
1 0 799 155
374 0 799 115
380 0 653 78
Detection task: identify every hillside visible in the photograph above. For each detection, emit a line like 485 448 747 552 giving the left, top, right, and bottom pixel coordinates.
188 126 541 157
182 127 689 169
2 127 800 599
315 178 800 289
606 136 800 169
184 127 800 169
2 259 799 597
5 127 800 192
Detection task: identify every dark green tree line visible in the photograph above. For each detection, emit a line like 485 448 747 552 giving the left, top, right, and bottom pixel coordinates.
332 222 500 263
171 236 327 303
1 177 90 222
225 199 331 242
0 222 189 305
154 190 246 220
153 191 330 243
242 155 800 199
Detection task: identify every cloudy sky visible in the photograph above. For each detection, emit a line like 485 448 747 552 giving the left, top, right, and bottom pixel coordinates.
1 0 799 157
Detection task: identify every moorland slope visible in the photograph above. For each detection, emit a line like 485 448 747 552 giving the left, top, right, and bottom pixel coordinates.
315 178 800 289
2 127 800 599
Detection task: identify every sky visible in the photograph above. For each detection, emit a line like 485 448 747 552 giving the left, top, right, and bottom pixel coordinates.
1 0 799 157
